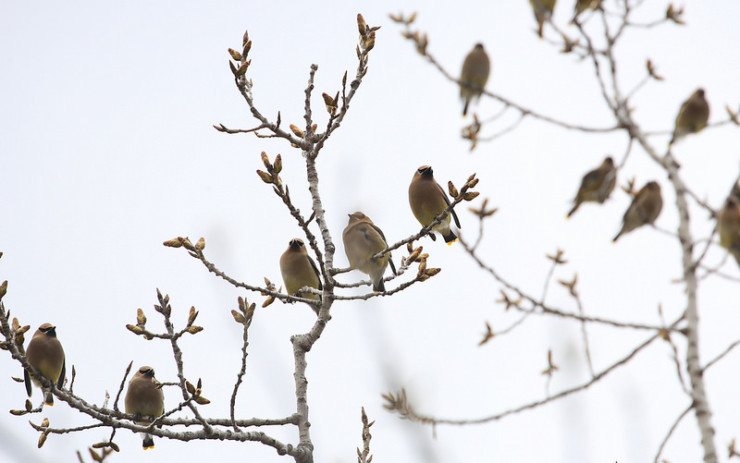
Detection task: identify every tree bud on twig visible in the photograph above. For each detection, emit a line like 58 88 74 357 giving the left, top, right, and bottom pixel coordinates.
448 181 458 198
136 308 147 326
231 310 245 324
228 48 242 61
256 170 273 184
163 238 183 248
289 124 304 138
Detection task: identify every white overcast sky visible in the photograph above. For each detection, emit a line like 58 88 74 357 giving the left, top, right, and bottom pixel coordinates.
2 1 740 462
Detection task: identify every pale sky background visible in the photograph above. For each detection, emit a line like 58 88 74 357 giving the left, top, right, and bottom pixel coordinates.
2 1 740 462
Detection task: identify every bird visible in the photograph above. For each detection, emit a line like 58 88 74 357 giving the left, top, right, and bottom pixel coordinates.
125 366 165 450
729 180 740 203
718 196 740 267
669 88 709 145
24 323 66 406
460 43 490 117
573 0 599 20
529 0 557 38
409 165 461 244
342 212 397 292
613 181 663 242
567 156 617 218
280 238 322 313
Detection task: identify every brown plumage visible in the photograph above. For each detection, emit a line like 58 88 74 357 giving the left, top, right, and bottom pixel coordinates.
125 366 165 450
567 156 617 218
409 165 461 244
718 196 740 267
280 238 322 313
613 181 663 242
460 43 491 117
529 0 557 38
670 88 710 145
343 212 397 292
573 0 600 20
729 180 740 203
24 323 66 406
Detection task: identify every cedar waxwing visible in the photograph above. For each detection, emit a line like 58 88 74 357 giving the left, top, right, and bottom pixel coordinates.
409 165 461 244
670 88 709 145
24 323 66 406
460 43 491 117
125 366 165 450
280 238 322 313
567 156 617 218
729 181 740 203
573 0 599 19
613 181 663 242
343 212 397 292
718 196 740 267
529 0 557 38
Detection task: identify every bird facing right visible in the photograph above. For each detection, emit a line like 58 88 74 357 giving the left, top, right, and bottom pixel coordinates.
718 196 740 267
613 181 663 242
342 212 397 292
573 0 600 20
567 156 617 218
409 165 461 244
670 88 709 145
459 43 490 117
125 366 165 450
24 323 66 406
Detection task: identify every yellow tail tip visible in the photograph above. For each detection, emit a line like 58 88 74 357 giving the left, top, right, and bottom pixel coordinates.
446 238 458 246
143 445 155 450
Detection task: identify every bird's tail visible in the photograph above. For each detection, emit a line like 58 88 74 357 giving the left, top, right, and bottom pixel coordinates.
566 203 580 219
44 391 54 406
444 231 458 245
142 434 155 450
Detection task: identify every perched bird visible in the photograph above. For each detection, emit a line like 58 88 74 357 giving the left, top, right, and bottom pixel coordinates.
613 181 663 242
529 0 557 38
24 323 66 406
729 180 740 203
567 156 617 218
343 212 397 292
573 0 599 20
125 366 165 450
409 165 461 244
670 88 709 145
459 43 490 117
280 238 322 313
718 196 740 267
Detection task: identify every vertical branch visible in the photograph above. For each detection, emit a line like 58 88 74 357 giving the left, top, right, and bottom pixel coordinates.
578 4 718 460
291 336 314 463
630 125 717 462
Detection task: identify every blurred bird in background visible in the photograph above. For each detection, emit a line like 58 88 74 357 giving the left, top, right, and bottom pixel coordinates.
529 0 557 38
567 156 617 218
460 43 490 117
669 88 709 145
718 195 740 267
613 181 663 242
